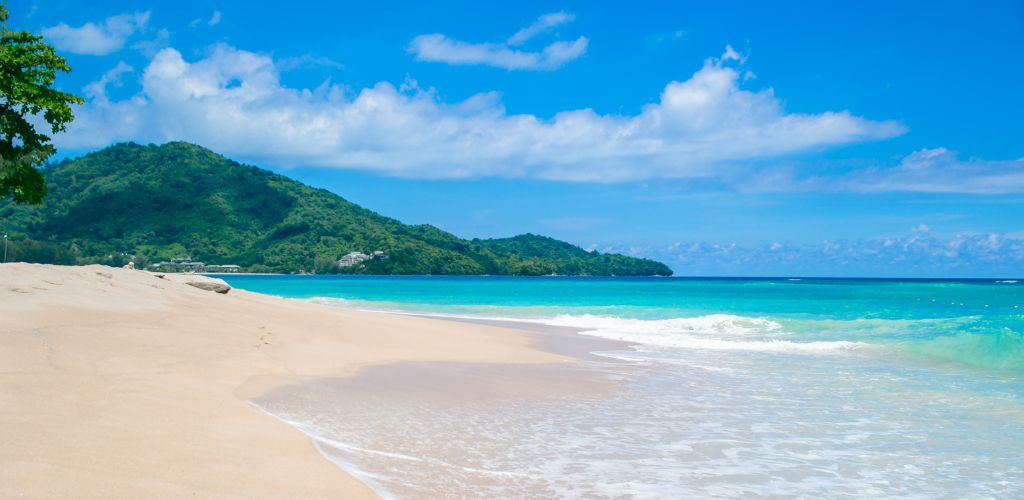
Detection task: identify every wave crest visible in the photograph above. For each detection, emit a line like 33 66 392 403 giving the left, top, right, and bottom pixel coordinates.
303 296 1021 370
545 313 866 353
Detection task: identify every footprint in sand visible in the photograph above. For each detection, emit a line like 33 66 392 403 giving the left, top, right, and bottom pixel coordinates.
256 326 273 348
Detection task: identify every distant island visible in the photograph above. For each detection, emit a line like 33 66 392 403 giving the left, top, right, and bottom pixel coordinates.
0 142 673 276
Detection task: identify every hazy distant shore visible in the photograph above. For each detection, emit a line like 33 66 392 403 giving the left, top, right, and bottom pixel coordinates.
0 263 582 498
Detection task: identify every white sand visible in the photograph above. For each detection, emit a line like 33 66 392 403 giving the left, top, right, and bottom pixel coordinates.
0 264 567 498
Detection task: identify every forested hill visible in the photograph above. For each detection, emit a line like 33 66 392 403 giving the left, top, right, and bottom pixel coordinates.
0 142 673 276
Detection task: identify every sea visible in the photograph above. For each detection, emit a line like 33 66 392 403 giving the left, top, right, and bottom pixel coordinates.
219 275 1024 498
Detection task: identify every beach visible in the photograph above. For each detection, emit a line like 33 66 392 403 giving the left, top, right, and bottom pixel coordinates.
1 0 1019 496
0 264 574 498
4 266 1023 497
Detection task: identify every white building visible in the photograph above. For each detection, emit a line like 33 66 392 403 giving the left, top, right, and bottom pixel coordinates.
338 252 371 267
149 258 205 272
337 251 388 267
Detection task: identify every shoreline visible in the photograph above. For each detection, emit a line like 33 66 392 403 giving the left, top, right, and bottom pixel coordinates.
0 263 597 498
251 358 630 498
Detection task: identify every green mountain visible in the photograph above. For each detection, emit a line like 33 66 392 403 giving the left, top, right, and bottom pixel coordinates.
0 142 673 276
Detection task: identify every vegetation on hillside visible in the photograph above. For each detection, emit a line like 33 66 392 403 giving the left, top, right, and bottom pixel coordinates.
0 142 673 275
474 234 671 276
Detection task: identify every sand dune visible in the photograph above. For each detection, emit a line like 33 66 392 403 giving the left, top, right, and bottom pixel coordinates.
0 264 566 498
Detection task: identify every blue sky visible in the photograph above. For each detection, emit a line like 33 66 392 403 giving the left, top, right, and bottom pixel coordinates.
15 0 1024 276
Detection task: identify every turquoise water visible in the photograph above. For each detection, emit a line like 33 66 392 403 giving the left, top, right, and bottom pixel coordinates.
226 275 1024 497
224 275 1024 374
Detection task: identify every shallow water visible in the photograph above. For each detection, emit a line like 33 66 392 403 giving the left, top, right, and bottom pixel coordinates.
228 275 1024 497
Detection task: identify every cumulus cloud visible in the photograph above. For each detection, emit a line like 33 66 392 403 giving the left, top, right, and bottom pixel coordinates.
408 12 588 70
56 44 903 181
42 12 150 55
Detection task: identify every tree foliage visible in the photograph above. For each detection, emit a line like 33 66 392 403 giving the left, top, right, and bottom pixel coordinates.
0 142 674 276
0 3 83 204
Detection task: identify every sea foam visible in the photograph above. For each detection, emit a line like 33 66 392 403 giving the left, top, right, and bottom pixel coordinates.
303 296 1023 370
304 296 869 355
541 313 867 353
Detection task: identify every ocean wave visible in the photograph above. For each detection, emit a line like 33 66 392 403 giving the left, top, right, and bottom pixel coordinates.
533 313 1021 371
996 280 1019 284
307 296 356 307
303 296 1021 369
576 328 865 353
544 313 784 336
304 297 866 354
542 314 866 353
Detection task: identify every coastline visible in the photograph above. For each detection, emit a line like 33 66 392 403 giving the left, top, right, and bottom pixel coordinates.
0 263 590 498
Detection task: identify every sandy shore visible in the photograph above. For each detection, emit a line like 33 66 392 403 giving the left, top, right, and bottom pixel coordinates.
0 264 570 498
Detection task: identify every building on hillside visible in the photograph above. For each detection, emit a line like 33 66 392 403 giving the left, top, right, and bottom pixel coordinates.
338 252 371 267
337 251 388 267
154 258 205 272
147 258 240 273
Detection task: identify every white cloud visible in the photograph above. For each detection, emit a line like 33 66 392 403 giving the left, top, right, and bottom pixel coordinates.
507 11 574 46
739 147 1024 194
409 12 587 70
409 33 588 71
57 44 903 182
131 28 170 58
190 11 221 28
618 228 1024 277
720 44 746 63
42 12 150 55
847 148 1024 194
83 61 134 101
